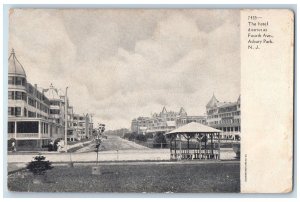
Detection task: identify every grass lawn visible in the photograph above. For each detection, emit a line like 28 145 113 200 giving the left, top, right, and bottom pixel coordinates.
8 162 240 193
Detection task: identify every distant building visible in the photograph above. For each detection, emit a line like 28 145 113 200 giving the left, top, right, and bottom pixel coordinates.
206 94 241 139
73 114 91 140
131 107 206 134
43 84 66 140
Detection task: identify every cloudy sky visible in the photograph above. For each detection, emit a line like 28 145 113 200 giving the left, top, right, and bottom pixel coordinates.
9 9 240 130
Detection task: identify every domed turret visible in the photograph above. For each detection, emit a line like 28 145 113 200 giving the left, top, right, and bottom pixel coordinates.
8 49 26 78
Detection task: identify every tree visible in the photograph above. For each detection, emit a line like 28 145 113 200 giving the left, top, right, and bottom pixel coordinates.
153 133 167 148
135 134 147 142
145 133 154 139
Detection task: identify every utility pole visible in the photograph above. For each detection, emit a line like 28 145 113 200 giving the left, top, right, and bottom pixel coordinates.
64 87 69 151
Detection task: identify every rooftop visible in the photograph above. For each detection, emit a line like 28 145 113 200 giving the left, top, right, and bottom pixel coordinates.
8 49 26 77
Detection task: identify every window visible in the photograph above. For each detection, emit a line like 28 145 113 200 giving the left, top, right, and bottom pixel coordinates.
24 108 27 117
8 122 15 133
8 77 14 85
8 107 21 116
28 111 36 117
15 107 21 116
22 78 26 86
28 97 34 107
17 121 39 133
8 107 14 115
15 91 22 100
15 77 22 85
8 91 14 99
50 109 60 114
22 92 26 101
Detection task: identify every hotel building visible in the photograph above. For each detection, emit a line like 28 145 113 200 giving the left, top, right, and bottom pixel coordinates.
8 50 61 150
206 94 241 139
131 107 206 134
7 50 93 150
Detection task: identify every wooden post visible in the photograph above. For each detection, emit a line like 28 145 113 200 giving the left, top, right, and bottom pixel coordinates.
204 133 207 155
187 134 190 158
170 137 172 160
218 132 221 160
199 134 202 160
175 139 177 157
179 133 182 160
210 133 214 157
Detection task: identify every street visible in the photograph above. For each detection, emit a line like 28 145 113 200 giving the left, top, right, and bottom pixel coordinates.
8 136 237 165
75 135 150 153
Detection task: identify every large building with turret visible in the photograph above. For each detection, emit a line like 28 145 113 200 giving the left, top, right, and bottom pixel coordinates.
8 49 61 150
7 49 93 150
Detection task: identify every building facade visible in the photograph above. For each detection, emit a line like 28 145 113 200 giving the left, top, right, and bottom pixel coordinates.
73 114 92 140
131 107 206 134
206 94 241 140
8 49 54 150
7 50 93 150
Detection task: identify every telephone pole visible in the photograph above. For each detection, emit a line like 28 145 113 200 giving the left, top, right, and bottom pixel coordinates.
64 87 69 151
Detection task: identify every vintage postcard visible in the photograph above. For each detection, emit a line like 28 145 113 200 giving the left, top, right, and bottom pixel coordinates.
6 8 294 193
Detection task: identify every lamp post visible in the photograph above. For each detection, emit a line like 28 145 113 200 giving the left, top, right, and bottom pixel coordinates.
64 87 69 151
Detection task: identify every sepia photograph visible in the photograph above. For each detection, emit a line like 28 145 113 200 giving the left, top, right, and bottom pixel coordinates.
7 8 242 193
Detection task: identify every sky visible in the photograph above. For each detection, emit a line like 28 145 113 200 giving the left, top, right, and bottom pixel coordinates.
9 9 240 130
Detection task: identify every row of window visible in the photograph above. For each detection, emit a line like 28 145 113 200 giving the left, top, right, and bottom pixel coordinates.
73 122 84 127
73 116 85 121
50 100 60 106
209 118 241 125
218 106 238 113
26 84 50 105
50 109 60 114
8 121 50 134
26 96 49 114
8 107 48 119
8 121 38 133
217 127 241 132
8 76 26 86
8 107 21 116
8 91 26 100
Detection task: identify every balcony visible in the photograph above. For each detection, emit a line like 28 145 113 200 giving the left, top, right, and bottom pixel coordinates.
8 133 15 139
16 133 39 139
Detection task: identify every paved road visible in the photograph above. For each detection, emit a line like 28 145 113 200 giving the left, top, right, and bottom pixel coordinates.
75 135 149 153
7 136 237 165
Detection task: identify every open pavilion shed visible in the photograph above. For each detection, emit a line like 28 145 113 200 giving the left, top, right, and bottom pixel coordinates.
167 122 222 161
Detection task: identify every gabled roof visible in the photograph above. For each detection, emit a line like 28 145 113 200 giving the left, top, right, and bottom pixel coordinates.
167 122 221 134
161 106 167 114
8 49 26 77
206 94 219 108
179 107 187 115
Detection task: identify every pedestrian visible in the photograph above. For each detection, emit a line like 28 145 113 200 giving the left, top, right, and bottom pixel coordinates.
11 141 16 152
49 141 54 151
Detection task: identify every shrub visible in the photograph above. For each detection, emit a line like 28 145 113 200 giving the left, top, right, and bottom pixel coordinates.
128 133 136 141
26 154 53 176
123 133 131 139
